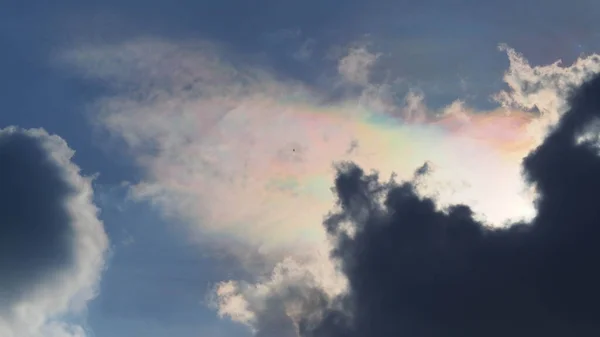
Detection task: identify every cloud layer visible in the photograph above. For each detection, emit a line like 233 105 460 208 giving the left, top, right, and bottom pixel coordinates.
61 38 600 336
0 127 108 337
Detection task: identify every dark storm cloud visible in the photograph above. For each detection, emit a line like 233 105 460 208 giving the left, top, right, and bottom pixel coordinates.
0 129 77 307
297 73 600 337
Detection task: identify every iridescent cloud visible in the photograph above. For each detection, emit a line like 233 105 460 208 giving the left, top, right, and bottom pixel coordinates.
61 39 600 334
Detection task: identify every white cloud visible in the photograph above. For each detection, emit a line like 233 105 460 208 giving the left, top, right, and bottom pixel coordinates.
0 127 109 337
337 46 380 86
60 38 600 336
495 44 600 138
211 252 346 337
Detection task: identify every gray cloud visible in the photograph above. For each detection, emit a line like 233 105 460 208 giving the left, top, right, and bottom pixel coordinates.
0 127 108 337
0 131 76 305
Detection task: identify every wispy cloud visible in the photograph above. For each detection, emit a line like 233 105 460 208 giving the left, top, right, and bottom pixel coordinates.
337 46 380 86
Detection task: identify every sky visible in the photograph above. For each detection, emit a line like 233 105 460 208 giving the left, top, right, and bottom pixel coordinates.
2 1 600 337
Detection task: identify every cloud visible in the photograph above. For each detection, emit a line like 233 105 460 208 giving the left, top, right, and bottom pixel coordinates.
494 44 600 137
208 48 600 336
337 46 380 86
0 127 109 337
61 39 541 252
294 71 600 337
60 38 600 336
211 253 347 337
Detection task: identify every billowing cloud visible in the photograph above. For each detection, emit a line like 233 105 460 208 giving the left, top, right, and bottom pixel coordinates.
60 37 600 336
294 71 600 337
0 127 109 337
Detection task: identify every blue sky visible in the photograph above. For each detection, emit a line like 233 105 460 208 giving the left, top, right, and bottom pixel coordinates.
2 1 600 337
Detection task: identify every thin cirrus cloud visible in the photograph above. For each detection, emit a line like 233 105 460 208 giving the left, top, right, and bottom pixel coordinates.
60 37 600 336
0 127 109 337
